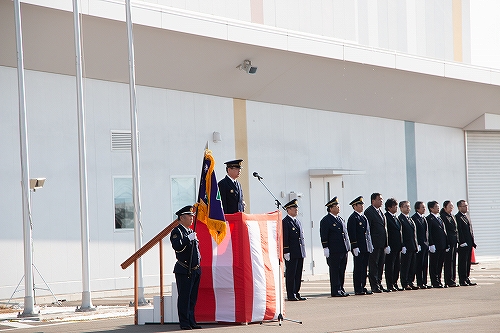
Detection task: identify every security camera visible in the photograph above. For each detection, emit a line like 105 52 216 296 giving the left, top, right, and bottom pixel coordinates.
237 60 257 75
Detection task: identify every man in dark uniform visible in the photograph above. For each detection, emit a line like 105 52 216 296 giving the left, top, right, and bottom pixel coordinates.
347 196 374 295
170 205 202 330
384 198 402 291
218 159 245 214
365 192 391 293
282 199 307 301
441 200 459 287
455 200 477 286
399 200 419 290
413 201 431 289
427 201 448 288
320 197 350 297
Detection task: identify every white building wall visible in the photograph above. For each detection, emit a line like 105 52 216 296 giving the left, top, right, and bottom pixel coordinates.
136 0 467 64
414 122 467 205
0 65 467 299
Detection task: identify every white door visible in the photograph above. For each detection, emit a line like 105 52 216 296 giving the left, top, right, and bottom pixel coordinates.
309 176 344 276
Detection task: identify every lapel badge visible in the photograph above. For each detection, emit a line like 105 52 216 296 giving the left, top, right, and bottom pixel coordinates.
172 234 178 239
292 227 296 230
230 189 234 193
359 222 362 225
333 223 336 227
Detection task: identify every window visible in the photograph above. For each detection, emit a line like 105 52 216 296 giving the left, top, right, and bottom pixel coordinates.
114 177 134 229
171 176 196 221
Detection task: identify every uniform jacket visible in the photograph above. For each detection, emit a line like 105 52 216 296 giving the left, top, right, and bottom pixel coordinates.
385 212 402 252
440 210 458 248
399 214 418 252
320 213 349 254
347 211 373 253
364 205 388 248
412 213 429 248
170 224 201 275
218 175 244 214
455 212 476 248
427 214 448 251
283 215 306 258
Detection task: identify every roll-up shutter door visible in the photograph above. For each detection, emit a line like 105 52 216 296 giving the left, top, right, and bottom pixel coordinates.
466 132 500 256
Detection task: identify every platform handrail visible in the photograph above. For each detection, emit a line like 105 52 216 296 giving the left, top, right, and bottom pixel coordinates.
121 219 179 325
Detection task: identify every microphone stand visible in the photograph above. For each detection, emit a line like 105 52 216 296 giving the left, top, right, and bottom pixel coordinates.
253 173 302 326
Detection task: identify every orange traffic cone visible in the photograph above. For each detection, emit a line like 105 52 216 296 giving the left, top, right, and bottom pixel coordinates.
471 247 478 265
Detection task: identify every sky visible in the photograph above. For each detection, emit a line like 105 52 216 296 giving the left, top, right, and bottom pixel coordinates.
470 0 500 70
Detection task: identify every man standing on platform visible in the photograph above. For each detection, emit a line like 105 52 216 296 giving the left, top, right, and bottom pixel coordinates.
399 200 419 290
347 196 374 295
170 205 202 330
455 200 477 286
413 201 431 289
282 199 307 301
218 159 245 214
320 197 350 297
365 193 391 293
384 198 402 291
427 201 448 288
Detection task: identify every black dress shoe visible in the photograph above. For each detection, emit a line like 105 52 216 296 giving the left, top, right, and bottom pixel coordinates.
298 296 307 300
372 289 382 293
433 284 443 288
410 285 419 290
425 285 433 289
287 296 299 301
191 325 202 329
382 288 392 292
446 283 459 287
181 326 192 330
468 281 477 286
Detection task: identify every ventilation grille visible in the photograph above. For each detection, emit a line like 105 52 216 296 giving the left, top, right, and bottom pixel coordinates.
111 131 131 151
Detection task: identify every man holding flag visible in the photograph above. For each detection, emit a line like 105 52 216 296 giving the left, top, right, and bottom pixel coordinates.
171 149 227 329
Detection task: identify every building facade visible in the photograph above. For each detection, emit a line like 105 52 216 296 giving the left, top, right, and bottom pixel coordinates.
1 0 499 300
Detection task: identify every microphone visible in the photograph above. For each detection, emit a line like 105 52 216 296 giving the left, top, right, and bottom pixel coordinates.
252 172 263 180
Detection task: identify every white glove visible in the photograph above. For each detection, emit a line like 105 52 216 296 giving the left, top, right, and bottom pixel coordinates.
445 247 450 252
284 253 291 261
401 247 407 255
384 246 391 254
418 245 421 252
429 245 436 253
323 247 330 258
460 243 468 248
352 248 360 257
187 232 197 241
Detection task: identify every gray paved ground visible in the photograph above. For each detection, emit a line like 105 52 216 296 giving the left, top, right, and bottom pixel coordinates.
1 259 499 332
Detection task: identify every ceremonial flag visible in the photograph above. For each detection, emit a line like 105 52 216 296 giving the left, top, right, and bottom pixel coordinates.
196 149 227 244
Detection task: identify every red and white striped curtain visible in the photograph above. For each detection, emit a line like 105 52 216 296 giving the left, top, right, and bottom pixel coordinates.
195 211 284 323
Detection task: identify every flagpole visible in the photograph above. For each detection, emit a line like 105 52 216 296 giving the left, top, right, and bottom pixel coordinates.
125 0 146 305
13 0 36 318
189 147 208 277
72 0 95 312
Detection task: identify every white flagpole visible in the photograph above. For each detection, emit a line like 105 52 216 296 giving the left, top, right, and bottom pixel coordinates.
72 0 95 312
125 0 146 305
13 0 35 317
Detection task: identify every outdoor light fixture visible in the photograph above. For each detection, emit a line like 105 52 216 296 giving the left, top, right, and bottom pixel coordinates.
29 178 46 192
236 59 257 74
213 131 222 143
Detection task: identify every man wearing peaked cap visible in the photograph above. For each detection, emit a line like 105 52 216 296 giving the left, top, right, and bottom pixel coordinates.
320 197 351 297
170 205 202 329
282 199 307 301
347 196 375 295
218 159 245 214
